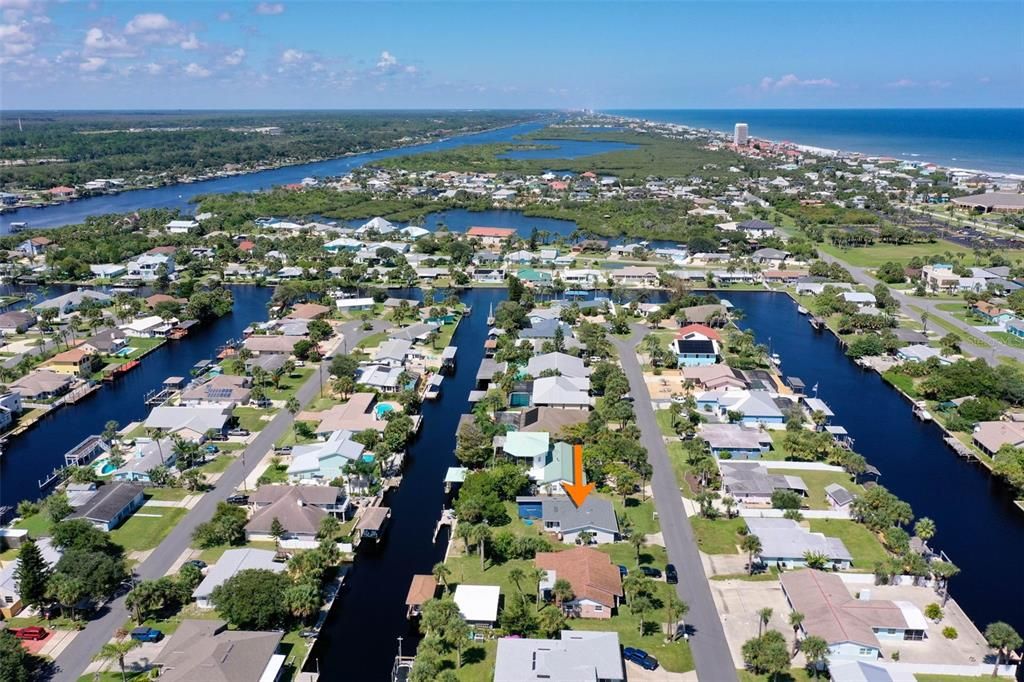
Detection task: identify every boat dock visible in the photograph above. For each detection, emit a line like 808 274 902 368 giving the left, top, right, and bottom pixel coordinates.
423 374 443 400
64 383 100 404
38 435 110 488
144 376 187 405
432 508 456 543
102 359 140 382
944 436 978 460
440 345 457 373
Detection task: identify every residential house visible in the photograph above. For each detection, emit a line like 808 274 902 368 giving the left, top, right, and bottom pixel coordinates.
896 344 951 365
971 301 1016 326
610 266 660 287
532 375 591 409
520 495 619 544
9 370 73 400
922 265 959 294
972 421 1024 456
16 236 52 257
0 538 62 617
672 326 720 366
311 393 389 436
500 431 551 480
842 292 877 307
1008 320 1024 340
696 389 786 425
285 303 331 320
287 430 365 482
698 423 772 459
67 482 145 531
746 517 853 570
45 347 99 377
121 315 173 338
679 364 748 391
826 483 856 511
0 392 22 431
127 253 175 282
144 405 231 440
466 226 517 247
245 485 346 542
111 438 176 482
32 290 112 318
737 219 776 238
0 310 36 335
781 569 927 662
191 548 285 609
243 335 301 355
152 620 284 682
387 322 440 344
179 374 252 408
719 461 808 505
87 263 126 278
679 304 727 325
494 631 624 682
525 352 591 379
334 297 376 313
80 328 128 354
356 364 410 393
453 584 501 627
750 247 789 265
535 547 623 619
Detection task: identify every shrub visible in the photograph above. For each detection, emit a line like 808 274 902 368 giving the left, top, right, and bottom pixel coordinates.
924 603 943 621
942 626 958 639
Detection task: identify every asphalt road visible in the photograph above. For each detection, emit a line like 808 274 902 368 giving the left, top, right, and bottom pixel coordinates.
52 365 326 681
614 329 739 682
816 251 1023 366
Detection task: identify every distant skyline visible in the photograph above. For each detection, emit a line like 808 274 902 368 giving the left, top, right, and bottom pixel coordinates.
2 1 1022 110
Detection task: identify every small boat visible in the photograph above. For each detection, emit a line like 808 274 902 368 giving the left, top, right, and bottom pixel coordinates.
770 353 782 366
912 402 933 421
797 305 809 315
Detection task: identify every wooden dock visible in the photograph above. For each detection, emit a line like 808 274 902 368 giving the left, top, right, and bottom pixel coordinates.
943 436 977 460
432 508 456 543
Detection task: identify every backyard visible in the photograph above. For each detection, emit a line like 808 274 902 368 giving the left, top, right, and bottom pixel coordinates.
769 468 864 510
806 518 888 568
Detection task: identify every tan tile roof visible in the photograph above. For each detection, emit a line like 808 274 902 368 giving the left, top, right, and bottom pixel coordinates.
312 393 386 434
780 569 908 649
535 547 623 608
405 575 438 606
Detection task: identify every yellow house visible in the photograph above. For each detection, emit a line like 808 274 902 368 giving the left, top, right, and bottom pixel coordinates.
45 347 98 377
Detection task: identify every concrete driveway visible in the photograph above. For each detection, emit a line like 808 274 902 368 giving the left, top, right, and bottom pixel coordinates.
708 578 795 668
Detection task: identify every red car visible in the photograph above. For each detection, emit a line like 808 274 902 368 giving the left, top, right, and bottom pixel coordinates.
12 626 48 641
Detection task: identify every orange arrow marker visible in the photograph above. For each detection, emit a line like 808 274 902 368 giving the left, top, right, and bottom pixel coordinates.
561 444 595 508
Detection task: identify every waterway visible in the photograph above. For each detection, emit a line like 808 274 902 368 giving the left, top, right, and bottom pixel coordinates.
0 285 272 515
0 122 559 232
308 286 507 680
727 290 1024 637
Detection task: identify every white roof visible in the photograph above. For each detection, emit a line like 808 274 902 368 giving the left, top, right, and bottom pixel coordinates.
192 548 284 600
0 539 62 600
454 584 501 623
335 297 375 309
122 315 168 332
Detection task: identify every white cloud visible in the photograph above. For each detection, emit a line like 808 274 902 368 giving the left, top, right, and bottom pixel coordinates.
144 62 164 75
280 48 305 64
886 78 918 89
927 79 951 89
179 32 201 50
83 26 132 55
184 62 211 78
376 50 397 69
0 22 34 56
217 11 233 21
255 2 285 15
125 13 175 35
223 48 246 66
759 74 838 91
79 56 107 72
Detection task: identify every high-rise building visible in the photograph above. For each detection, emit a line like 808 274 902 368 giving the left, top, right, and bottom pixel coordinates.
734 122 749 146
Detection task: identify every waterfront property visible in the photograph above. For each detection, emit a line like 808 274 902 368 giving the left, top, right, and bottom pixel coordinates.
494 630 625 682
151 619 285 682
781 569 927 662
453 584 501 628
745 517 853 570
535 547 623 619
110 437 177 482
246 485 347 543
286 430 366 482
698 422 772 459
0 538 62 617
518 494 619 545
719 461 808 506
67 481 145 531
696 389 786 425
191 547 285 609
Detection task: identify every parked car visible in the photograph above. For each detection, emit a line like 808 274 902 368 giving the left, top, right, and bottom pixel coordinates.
623 646 659 670
228 428 250 437
639 565 662 579
12 627 47 641
204 445 219 454
666 564 678 584
225 494 249 505
617 564 628 578
130 627 163 643
184 559 207 570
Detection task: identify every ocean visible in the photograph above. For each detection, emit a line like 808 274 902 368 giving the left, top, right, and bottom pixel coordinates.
606 109 1024 175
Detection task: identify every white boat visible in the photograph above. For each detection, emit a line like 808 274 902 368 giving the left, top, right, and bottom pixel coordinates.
797 305 809 315
770 353 782 366
913 402 933 421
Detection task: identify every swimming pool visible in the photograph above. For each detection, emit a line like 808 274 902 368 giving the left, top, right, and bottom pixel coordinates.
374 404 394 420
98 461 116 475
114 346 135 358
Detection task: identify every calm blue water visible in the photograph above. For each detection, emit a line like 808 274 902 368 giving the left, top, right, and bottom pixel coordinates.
0 285 272 511
727 291 1024 639
609 109 1024 174
498 138 637 160
0 122 548 232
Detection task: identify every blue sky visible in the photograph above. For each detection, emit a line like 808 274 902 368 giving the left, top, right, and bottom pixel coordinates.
2 1 1022 109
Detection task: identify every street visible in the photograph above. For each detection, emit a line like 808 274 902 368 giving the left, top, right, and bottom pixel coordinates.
613 329 739 682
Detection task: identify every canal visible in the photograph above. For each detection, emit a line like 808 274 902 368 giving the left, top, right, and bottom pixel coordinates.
308 287 507 680
727 290 1024 638
0 285 272 514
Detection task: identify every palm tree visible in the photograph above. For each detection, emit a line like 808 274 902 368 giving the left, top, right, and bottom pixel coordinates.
285 396 301 415
552 578 574 613
801 635 829 678
757 607 773 637
508 566 527 604
468 523 491 570
914 517 936 545
931 560 960 606
537 606 566 638
721 495 736 519
432 562 451 595
629 532 645 565
788 611 805 657
985 622 1022 677
664 593 688 642
741 534 762 576
95 634 141 682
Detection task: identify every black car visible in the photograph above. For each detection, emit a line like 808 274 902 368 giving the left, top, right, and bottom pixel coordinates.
184 559 207 570
617 564 628 578
665 564 678 584
639 565 662 579
225 494 249 505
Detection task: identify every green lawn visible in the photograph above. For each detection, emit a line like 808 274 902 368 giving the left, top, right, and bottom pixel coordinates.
612 495 660 538
738 669 815 682
654 409 677 437
431 316 462 350
233 407 277 431
882 370 919 398
14 513 51 538
818 240 986 268
909 305 991 349
196 540 277 563
665 442 697 498
198 454 234 474
355 331 388 349
264 367 315 401
143 487 190 502
989 331 1024 349
689 517 746 555
111 507 188 552
275 421 320 448
807 519 888 569
279 626 313 682
770 469 863 510
258 460 290 484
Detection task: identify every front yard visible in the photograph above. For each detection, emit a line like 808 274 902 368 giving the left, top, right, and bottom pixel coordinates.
233 407 277 432
110 507 188 552
689 517 745 555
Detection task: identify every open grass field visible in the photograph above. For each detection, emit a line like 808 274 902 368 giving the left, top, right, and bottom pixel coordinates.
110 506 188 552
14 512 51 538
689 517 746 555
990 331 1024 349
819 240 1002 268
232 406 277 431
807 519 888 568
770 469 863 510
265 367 315 401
